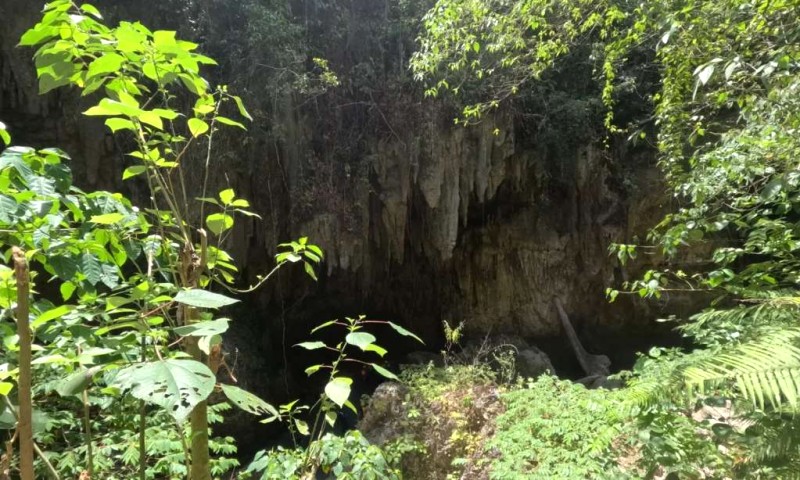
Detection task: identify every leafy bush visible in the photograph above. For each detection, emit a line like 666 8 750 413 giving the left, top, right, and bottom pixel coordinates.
488 375 635 479
245 430 401 480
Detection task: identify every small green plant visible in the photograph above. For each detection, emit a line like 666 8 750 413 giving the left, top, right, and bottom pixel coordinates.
441 320 464 366
247 315 423 476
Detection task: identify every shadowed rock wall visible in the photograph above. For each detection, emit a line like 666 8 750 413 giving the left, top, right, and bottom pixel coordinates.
1 0 680 366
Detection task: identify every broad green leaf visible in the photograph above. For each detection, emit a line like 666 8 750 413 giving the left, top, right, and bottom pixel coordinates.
325 377 352 407
79 4 102 19
387 321 424 344
364 343 388 357
106 118 135 132
305 364 322 375
174 318 230 336
84 98 141 117
113 359 215 422
174 289 239 309
206 212 233 235
33 305 72 328
80 252 102 285
294 418 309 435
90 212 125 224
220 384 279 417
87 53 124 78
122 165 146 180
345 332 377 350
295 341 326 350
219 188 235 205
19 25 58 46
139 111 163 130
187 118 209 137
0 382 11 396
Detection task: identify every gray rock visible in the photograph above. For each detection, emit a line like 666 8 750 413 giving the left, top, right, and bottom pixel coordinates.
516 346 556 378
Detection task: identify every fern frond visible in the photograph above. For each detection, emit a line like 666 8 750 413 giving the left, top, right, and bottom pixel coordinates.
684 328 800 411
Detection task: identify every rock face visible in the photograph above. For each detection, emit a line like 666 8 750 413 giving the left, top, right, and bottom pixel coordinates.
0 0 674 358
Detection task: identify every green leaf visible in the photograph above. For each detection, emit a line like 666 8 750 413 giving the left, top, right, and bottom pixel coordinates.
371 363 399 380
122 165 146 180
56 366 103 397
305 364 322 375
174 289 239 309
294 418 309 435
0 121 10 146
81 252 102 285
106 118 135 133
364 343 388 357
90 212 125 224
232 95 252 121
79 4 102 19
19 25 58 46
325 377 352 407
206 212 233 235
216 116 245 129
304 262 318 281
220 384 279 417
311 320 338 333
33 305 72 328
387 321 424 344
113 359 216 422
345 332 377 350
174 318 230 337
87 53 124 79
295 341 327 350
0 382 11 396
218 188 235 205
188 117 209 137
139 111 163 130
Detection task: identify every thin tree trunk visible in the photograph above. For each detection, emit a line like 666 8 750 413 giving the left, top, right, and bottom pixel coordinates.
12 247 34 480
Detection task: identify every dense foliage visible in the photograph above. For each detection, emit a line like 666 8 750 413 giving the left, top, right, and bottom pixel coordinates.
6 0 800 478
413 0 800 477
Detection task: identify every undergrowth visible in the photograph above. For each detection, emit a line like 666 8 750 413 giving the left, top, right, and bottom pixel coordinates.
487 375 636 479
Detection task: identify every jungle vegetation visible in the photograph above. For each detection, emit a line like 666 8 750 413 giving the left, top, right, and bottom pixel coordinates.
2 0 800 478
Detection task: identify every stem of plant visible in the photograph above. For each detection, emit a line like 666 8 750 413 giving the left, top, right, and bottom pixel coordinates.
12 247 34 480
81 388 93 477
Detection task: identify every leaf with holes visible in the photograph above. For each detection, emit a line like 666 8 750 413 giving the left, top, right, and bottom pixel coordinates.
112 359 215 422
221 384 279 418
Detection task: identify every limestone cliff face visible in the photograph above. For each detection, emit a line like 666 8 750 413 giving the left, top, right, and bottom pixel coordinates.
0 0 670 353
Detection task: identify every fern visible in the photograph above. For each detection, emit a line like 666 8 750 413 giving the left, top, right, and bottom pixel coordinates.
684 328 800 411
